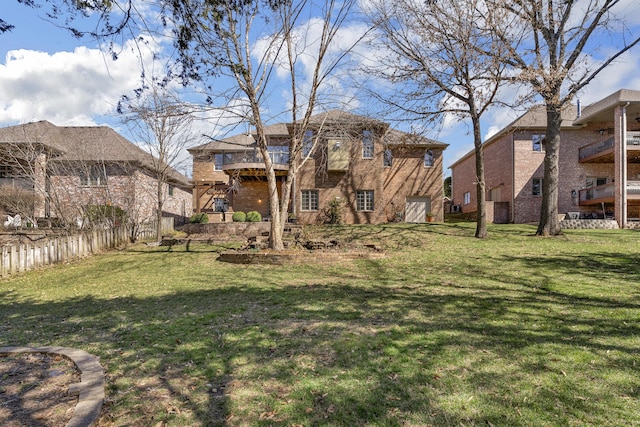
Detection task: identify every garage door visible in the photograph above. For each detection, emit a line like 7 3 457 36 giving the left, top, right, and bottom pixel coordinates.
405 197 431 223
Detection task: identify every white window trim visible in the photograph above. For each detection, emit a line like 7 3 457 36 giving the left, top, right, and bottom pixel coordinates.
362 130 374 159
301 189 319 211
356 190 374 211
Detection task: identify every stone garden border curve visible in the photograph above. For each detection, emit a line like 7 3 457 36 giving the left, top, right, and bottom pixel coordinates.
0 346 104 427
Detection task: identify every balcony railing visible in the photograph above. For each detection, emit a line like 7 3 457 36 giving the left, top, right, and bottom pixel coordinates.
579 183 614 203
628 131 640 147
628 180 640 195
578 137 614 160
579 132 640 161
579 181 640 204
221 150 290 167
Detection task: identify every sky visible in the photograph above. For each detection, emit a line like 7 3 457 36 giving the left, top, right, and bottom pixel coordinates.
2 0 640 177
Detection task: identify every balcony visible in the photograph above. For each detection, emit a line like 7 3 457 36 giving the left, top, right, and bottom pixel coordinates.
579 181 640 205
579 132 640 163
221 150 289 176
579 137 614 163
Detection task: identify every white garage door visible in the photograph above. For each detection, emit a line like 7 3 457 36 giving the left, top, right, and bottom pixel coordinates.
405 197 431 223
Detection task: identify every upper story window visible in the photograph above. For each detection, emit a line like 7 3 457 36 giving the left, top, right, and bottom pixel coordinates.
168 185 174 196
302 130 314 158
362 130 374 159
424 149 434 167
214 153 224 170
268 145 289 164
80 165 107 187
383 148 393 167
463 191 471 205
532 135 545 152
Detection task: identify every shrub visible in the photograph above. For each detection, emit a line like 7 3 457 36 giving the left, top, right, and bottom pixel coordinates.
232 211 246 222
322 197 344 224
246 211 262 222
85 204 127 224
189 213 209 224
0 185 36 219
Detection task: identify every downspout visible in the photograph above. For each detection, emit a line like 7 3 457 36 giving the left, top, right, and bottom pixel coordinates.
622 103 629 228
291 176 296 218
511 132 516 223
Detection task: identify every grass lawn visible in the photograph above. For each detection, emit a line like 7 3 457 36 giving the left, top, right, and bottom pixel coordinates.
1 222 639 426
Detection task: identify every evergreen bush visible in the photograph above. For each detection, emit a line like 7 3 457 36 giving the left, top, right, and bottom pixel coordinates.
232 211 246 222
246 211 262 222
189 213 209 224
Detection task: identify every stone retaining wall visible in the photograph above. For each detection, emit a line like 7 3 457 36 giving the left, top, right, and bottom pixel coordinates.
182 222 271 236
560 219 619 229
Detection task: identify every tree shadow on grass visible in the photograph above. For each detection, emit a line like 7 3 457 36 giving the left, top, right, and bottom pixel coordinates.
1 246 640 425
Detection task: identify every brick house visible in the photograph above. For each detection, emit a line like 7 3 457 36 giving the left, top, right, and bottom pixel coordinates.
0 121 192 226
189 110 448 224
449 89 640 227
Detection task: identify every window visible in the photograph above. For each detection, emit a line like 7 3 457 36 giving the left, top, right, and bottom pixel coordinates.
301 190 319 211
362 130 374 159
214 154 224 170
383 149 393 167
268 145 289 164
0 165 15 178
302 130 314 157
80 165 107 186
532 135 545 152
356 190 374 211
424 149 434 167
463 192 471 205
168 185 174 196
532 178 543 196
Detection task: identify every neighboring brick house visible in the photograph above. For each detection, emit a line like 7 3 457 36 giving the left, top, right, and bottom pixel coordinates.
189 110 448 224
0 120 192 226
449 89 640 227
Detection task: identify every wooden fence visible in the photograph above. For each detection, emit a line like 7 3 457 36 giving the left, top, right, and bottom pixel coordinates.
0 218 174 278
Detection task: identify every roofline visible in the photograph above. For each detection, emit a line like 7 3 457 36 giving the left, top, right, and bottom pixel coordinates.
449 105 579 169
574 89 640 125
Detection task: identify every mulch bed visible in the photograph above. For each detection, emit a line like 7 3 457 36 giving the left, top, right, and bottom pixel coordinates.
0 352 79 427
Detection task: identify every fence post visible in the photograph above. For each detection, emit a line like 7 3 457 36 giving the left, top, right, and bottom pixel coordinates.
1 246 7 278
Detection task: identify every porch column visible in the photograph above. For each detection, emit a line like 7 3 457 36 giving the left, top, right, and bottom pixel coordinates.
614 105 628 228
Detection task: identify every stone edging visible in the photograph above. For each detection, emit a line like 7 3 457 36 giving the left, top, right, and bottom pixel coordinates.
0 346 105 427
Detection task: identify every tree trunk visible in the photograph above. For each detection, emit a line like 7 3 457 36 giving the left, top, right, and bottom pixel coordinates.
536 108 562 236
472 116 487 238
264 159 285 251
156 178 163 243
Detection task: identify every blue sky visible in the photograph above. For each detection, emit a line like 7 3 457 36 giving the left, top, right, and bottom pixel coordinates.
2 0 640 176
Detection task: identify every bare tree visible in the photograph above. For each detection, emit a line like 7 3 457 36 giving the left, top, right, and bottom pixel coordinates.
0 140 48 226
166 0 363 250
485 0 640 235
365 0 517 238
120 84 196 242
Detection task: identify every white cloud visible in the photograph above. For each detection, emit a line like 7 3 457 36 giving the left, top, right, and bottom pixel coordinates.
483 125 501 141
0 39 157 126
